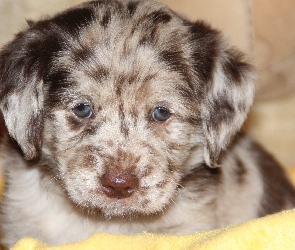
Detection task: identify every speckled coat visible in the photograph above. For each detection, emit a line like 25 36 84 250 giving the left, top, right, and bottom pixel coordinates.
0 0 294 248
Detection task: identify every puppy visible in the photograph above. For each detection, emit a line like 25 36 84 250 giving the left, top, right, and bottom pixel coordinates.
0 0 294 247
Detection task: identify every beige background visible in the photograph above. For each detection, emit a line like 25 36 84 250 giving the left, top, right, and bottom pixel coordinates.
0 0 294 166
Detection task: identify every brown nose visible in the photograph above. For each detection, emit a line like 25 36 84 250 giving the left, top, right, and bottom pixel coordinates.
101 173 138 199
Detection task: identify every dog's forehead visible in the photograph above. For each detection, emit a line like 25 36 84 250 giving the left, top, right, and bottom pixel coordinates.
48 0 190 64
50 1 191 73
44 0 196 107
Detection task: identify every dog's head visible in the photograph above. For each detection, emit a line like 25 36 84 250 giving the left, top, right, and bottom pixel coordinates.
0 0 254 217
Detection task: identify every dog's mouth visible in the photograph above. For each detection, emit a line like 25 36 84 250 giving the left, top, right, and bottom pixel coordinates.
74 188 169 219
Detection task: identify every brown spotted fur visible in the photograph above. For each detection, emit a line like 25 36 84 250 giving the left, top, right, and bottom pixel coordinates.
0 0 294 247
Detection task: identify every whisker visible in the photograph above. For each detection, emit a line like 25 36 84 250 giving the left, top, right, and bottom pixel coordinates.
167 177 195 203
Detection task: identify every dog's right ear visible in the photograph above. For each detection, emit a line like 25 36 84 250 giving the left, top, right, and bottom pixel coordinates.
189 21 255 167
0 28 48 160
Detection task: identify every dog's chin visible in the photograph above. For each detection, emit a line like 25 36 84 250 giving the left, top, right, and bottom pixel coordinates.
68 191 172 220
74 200 168 220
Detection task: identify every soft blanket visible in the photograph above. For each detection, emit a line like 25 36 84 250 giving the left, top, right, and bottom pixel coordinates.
11 210 295 250
6 168 295 250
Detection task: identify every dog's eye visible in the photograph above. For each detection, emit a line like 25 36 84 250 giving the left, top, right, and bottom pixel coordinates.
72 104 93 118
152 107 171 122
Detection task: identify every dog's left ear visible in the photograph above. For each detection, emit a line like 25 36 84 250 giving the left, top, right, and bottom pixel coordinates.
191 22 255 167
0 29 46 160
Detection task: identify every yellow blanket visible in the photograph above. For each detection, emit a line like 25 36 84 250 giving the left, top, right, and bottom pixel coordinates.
7 168 295 250
11 210 295 250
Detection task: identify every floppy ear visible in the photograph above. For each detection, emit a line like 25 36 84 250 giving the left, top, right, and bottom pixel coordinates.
191 22 255 167
0 29 46 160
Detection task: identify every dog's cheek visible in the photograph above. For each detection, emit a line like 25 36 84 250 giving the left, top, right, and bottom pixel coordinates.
51 147 106 208
64 169 97 196
132 123 200 206
155 121 201 166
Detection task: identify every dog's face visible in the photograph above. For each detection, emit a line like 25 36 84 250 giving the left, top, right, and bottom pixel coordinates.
0 0 254 217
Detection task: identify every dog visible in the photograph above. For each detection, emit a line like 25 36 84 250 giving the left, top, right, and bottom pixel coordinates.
0 0 294 247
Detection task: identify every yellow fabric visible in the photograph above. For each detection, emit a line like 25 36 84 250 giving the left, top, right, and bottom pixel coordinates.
11 210 295 250
7 168 295 250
